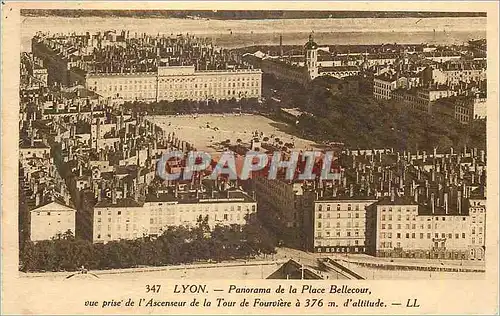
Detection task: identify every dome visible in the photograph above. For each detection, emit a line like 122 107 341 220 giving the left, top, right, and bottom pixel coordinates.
304 34 318 50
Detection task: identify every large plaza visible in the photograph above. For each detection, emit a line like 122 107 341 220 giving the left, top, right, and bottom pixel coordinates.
147 113 320 153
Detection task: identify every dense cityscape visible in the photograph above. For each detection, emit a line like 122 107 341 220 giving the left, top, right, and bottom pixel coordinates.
19 24 487 279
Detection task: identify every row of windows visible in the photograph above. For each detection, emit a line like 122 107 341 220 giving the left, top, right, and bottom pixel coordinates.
316 240 361 247
321 71 359 76
92 76 260 86
381 214 416 221
374 81 395 89
317 204 365 211
35 212 71 216
380 207 417 213
318 212 361 219
381 222 469 230
381 232 467 239
151 213 246 224
317 221 362 228
96 213 245 233
317 230 361 237
97 205 256 216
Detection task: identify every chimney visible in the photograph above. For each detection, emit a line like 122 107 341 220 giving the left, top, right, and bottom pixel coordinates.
279 34 283 57
35 193 40 207
444 192 448 214
480 150 485 163
123 182 128 198
414 188 418 203
349 184 354 197
390 188 395 202
111 187 117 204
457 190 462 214
430 193 435 214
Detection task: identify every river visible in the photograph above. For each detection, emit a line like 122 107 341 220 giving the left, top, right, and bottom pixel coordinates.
21 16 486 51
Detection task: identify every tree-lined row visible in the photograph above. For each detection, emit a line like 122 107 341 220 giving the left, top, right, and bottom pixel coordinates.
20 215 276 272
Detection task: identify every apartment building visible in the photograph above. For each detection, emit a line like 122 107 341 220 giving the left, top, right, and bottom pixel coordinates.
92 189 257 243
312 198 377 254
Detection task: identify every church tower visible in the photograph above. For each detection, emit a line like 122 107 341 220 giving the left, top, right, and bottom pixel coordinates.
304 33 318 80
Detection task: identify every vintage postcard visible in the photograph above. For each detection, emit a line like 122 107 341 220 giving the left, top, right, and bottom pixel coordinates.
1 1 499 315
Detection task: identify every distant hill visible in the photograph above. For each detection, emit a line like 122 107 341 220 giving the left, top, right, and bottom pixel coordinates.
21 10 486 19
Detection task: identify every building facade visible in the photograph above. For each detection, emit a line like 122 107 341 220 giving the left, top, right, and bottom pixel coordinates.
369 196 471 260
92 190 257 243
312 198 377 254
468 197 486 261
30 201 76 241
86 65 262 102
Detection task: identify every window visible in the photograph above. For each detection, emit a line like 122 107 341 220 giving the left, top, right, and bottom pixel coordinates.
406 233 410 238
397 233 401 239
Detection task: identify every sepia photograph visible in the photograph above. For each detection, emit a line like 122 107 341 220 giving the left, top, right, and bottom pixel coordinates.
2 2 499 315
17 7 490 282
